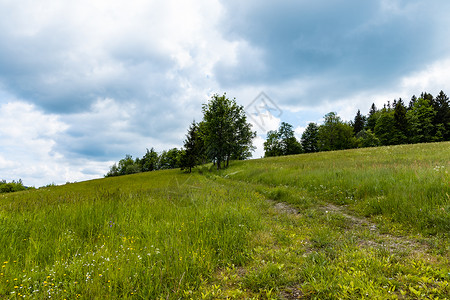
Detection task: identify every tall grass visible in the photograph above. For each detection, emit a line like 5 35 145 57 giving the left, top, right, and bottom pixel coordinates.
223 142 450 234
0 170 265 298
1 142 448 298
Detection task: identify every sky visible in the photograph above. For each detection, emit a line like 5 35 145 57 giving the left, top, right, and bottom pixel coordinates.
1 0 450 187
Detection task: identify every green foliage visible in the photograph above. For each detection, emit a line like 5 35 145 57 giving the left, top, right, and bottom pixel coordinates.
374 109 396 145
201 93 255 169
352 109 365 135
180 121 203 173
432 90 450 140
158 148 180 170
263 122 302 157
407 97 436 143
105 147 181 177
393 98 408 144
365 103 379 132
0 179 27 193
301 122 319 153
317 112 355 151
140 147 159 172
355 129 380 148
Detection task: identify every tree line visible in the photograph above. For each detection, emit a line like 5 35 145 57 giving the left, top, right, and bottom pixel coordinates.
106 93 255 176
106 90 448 176
265 90 449 156
0 179 27 193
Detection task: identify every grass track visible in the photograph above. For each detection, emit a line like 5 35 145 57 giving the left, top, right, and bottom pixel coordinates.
0 142 449 299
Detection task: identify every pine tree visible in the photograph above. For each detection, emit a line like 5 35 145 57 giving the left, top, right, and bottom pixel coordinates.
366 103 378 132
353 109 365 135
393 98 408 144
432 90 450 140
180 121 201 173
301 122 319 153
278 122 302 155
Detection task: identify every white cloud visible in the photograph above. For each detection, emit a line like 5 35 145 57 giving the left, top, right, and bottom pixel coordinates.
0 101 115 186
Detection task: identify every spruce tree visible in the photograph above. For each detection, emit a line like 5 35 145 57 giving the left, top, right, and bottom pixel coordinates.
180 121 201 173
353 109 365 135
301 122 319 153
366 103 378 132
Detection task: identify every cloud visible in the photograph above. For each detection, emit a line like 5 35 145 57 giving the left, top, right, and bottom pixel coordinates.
216 0 450 107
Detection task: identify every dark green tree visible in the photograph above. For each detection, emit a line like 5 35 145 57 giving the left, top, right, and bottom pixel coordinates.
301 122 319 153
263 122 301 157
180 121 202 172
392 98 408 144
263 130 282 157
408 95 418 110
116 154 140 175
0 179 27 193
352 109 366 136
278 122 302 155
366 103 379 132
432 90 450 140
140 148 159 172
158 148 180 170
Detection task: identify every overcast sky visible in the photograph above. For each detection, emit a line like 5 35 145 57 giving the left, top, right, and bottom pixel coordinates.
1 0 450 187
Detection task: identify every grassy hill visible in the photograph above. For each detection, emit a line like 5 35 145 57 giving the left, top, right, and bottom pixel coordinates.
1 142 449 299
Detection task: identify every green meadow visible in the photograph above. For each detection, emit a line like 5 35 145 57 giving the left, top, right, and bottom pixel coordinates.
1 142 449 299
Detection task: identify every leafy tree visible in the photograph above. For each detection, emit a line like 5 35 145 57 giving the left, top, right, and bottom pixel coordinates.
201 93 255 169
115 154 140 175
0 179 27 193
263 130 282 157
374 109 396 145
317 112 354 151
301 122 319 153
355 129 380 148
140 148 159 172
263 122 302 157
105 163 120 177
352 109 366 136
158 148 180 170
278 122 302 155
228 107 256 162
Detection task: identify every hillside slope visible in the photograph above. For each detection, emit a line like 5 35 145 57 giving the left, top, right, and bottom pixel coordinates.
0 142 449 299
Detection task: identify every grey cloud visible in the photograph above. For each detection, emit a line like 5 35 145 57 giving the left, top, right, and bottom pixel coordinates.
215 0 450 106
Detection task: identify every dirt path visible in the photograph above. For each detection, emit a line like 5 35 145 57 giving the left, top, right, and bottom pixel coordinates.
271 200 434 257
